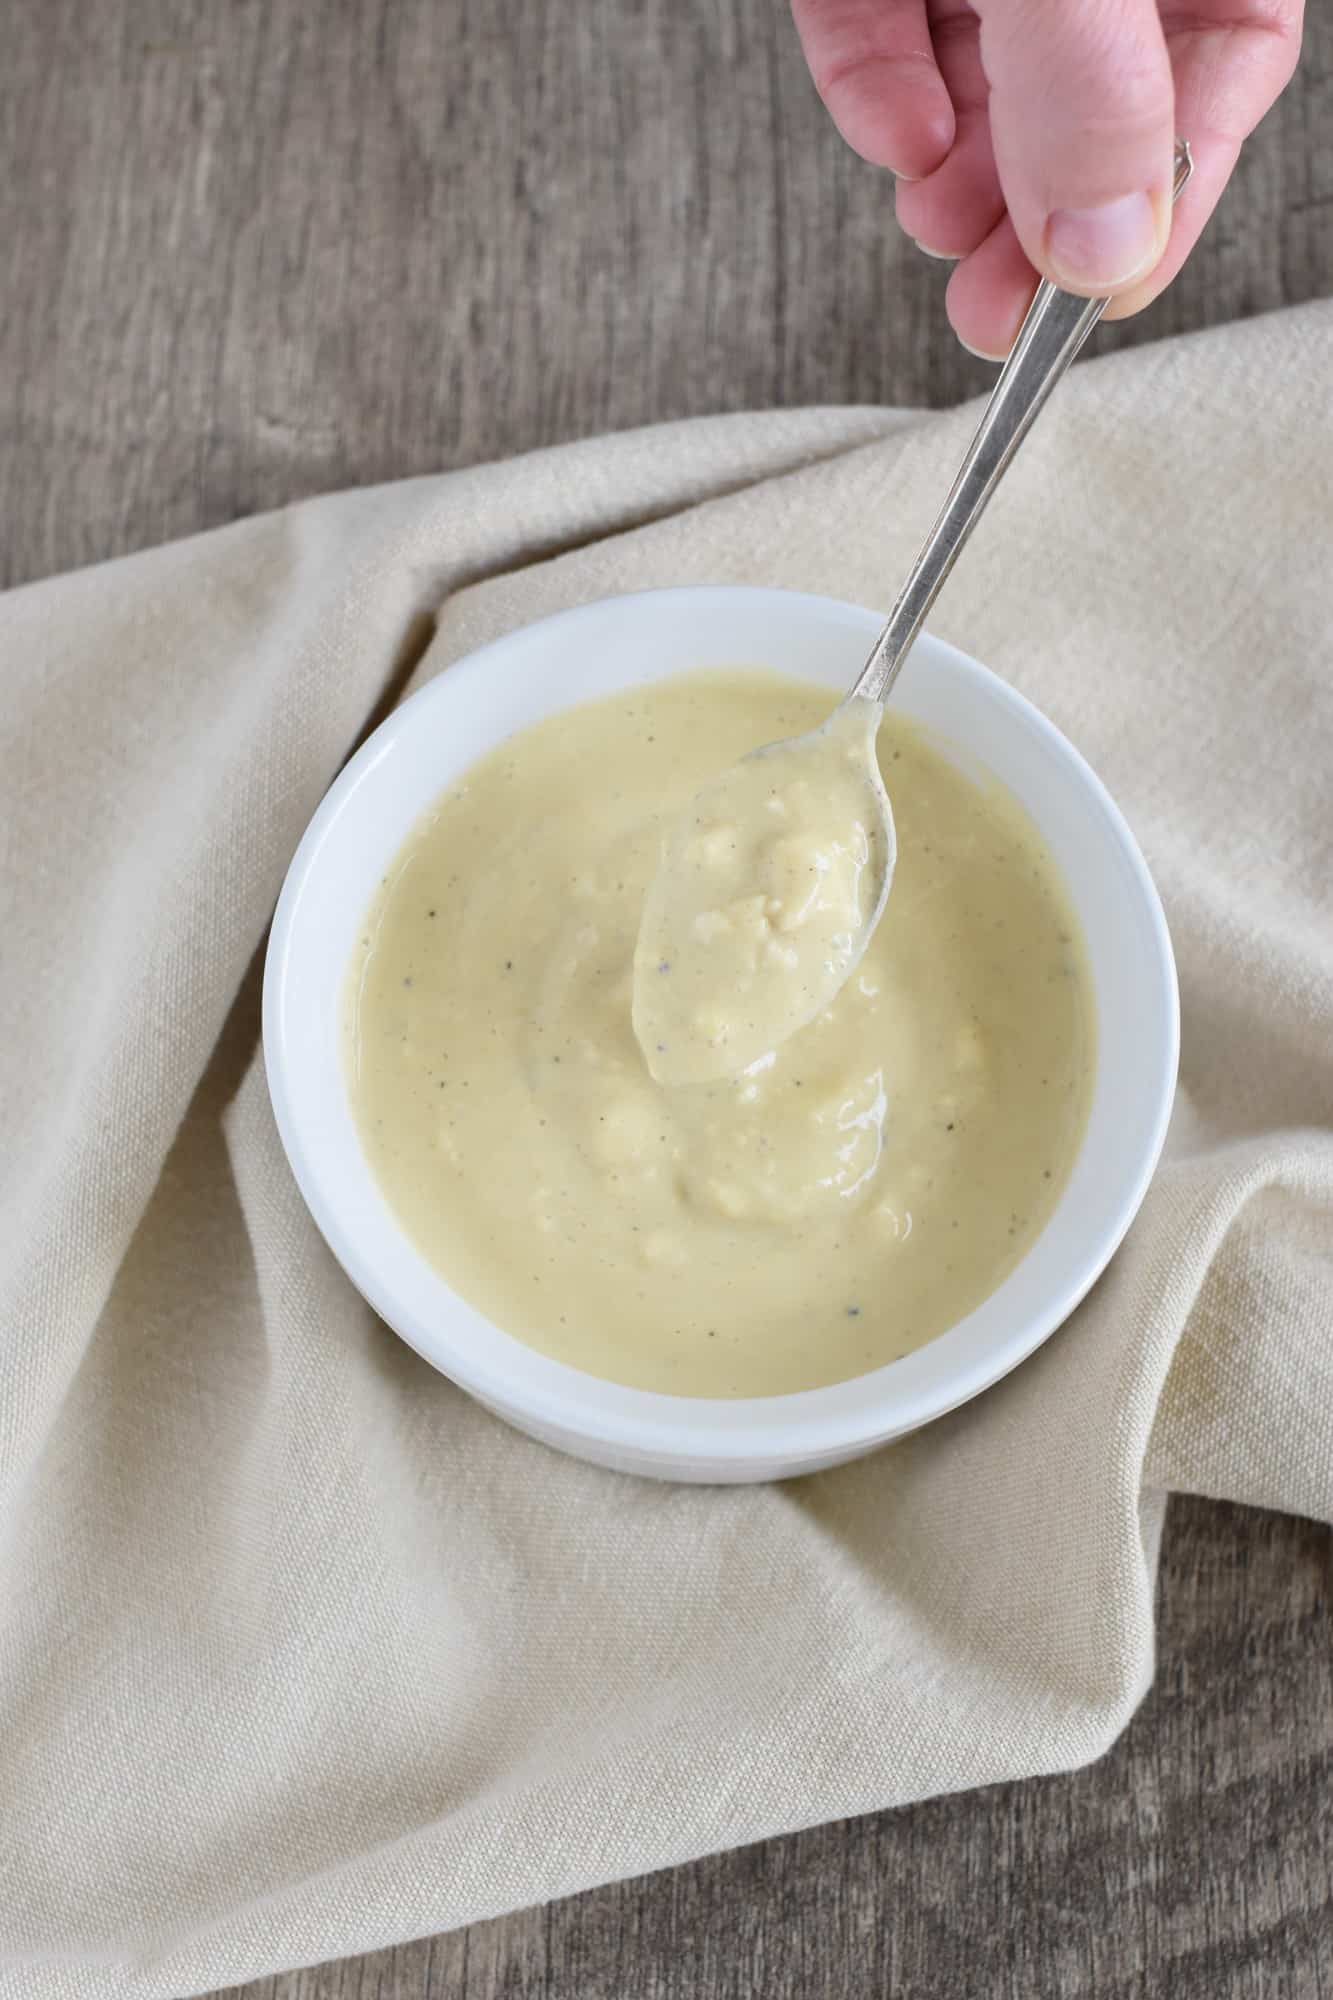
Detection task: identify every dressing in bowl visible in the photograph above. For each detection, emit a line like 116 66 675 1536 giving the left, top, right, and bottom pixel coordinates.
347 669 1093 1398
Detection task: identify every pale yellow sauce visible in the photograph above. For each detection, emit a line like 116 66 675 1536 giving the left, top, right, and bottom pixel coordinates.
633 696 891 1085
347 670 1094 1398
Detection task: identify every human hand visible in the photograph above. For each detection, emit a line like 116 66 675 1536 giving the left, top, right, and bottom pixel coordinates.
791 0 1304 357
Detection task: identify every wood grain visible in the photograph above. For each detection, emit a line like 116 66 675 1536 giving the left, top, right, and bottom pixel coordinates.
4 2 1331 1995
5 0 1332 592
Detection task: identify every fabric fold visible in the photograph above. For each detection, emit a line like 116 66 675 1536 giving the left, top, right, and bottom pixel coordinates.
0 307 1329 2000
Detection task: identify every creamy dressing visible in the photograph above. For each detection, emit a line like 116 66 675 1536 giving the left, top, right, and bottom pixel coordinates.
347 670 1094 1398
633 696 891 1085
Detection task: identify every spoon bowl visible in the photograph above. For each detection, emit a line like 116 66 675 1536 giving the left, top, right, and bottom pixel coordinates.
632 695 895 1086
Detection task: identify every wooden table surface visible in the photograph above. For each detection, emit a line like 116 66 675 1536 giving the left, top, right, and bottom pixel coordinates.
6 3 1332 1995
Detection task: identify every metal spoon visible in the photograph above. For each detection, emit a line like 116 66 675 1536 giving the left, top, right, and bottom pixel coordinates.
635 142 1193 1086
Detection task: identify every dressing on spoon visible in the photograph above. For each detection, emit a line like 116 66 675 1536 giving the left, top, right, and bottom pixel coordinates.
633 696 893 1086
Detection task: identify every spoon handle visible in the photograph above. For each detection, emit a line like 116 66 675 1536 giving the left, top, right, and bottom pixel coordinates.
852 138 1193 707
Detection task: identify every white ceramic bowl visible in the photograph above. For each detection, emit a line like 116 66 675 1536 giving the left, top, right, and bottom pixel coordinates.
264 587 1177 1483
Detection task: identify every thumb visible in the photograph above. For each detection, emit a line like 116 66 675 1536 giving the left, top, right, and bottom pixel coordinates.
976 0 1177 297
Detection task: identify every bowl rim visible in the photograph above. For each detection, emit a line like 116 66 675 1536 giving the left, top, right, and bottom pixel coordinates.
263 585 1180 1464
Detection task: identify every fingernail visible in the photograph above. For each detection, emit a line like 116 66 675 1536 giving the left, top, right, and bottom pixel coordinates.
913 241 955 263
956 333 1007 364
1045 192 1161 291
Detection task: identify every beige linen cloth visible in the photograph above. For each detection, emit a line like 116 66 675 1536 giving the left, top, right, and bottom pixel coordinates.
2 303 1331 2000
